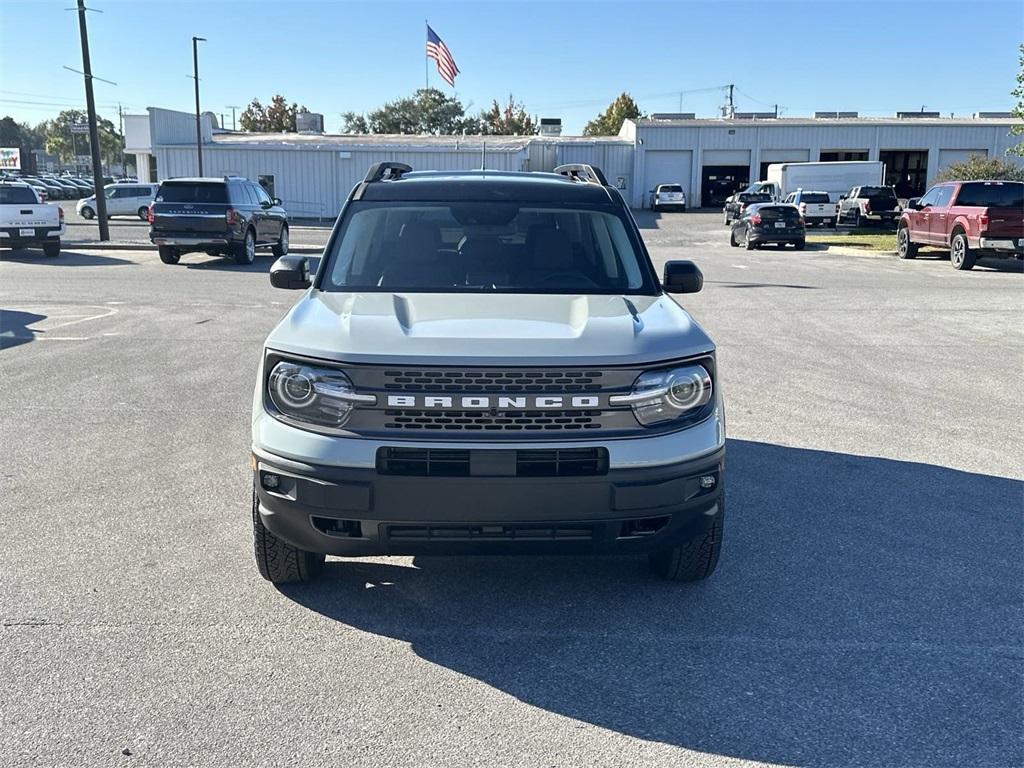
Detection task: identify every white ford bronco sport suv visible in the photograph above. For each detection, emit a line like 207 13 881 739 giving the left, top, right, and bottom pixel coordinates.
251 163 725 583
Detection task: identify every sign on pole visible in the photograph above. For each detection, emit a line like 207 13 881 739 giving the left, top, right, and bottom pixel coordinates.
0 147 21 169
70 123 90 134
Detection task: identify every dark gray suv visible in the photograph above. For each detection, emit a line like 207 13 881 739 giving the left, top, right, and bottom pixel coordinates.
149 176 288 265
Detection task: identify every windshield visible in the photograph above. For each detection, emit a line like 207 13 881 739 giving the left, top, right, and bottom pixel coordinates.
0 186 38 204
955 181 1024 208
860 186 896 198
321 201 658 295
156 182 228 204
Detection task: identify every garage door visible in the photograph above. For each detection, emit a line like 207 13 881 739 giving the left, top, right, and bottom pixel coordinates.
760 149 810 163
703 149 751 166
937 149 987 172
643 150 693 204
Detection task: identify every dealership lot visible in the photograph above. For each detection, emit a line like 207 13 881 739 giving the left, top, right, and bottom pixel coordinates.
1 211 1021 767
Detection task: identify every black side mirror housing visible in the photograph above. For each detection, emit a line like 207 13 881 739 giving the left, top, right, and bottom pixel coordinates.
272 197 282 206
906 198 922 210
270 255 311 289
663 260 703 294
260 199 273 209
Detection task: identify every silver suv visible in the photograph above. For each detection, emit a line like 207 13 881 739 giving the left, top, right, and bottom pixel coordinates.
251 163 725 583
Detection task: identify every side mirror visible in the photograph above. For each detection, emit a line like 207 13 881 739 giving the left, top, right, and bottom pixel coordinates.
260 199 273 209
838 195 847 201
906 198 922 210
663 260 703 294
270 255 311 289
272 197 282 206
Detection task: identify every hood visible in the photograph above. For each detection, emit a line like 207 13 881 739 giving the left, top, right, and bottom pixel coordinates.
265 291 714 366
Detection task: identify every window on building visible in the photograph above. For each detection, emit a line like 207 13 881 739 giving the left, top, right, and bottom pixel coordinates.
820 150 869 162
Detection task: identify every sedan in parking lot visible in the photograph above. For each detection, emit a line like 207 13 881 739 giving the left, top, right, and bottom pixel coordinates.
729 203 806 250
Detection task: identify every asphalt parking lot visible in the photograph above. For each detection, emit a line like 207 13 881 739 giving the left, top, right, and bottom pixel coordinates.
1 211 1021 767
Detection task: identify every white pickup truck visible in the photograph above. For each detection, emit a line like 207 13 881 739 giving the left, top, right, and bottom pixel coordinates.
783 190 837 227
0 181 64 256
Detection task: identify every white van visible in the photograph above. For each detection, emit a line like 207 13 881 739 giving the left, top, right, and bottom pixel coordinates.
77 183 159 220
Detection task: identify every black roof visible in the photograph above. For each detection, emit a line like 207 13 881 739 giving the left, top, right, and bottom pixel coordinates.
356 170 620 204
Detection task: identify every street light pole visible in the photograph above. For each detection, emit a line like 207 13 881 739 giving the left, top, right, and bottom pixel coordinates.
76 0 109 241
192 36 206 176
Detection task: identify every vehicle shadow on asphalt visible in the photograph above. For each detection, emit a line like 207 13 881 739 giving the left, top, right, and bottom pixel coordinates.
705 280 818 290
184 256 321 273
0 309 46 350
0 250 135 266
278 439 1022 767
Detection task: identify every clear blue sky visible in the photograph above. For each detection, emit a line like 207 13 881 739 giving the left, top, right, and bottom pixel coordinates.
1 0 1020 135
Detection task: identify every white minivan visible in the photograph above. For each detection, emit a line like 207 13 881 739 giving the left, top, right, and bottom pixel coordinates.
77 183 159 220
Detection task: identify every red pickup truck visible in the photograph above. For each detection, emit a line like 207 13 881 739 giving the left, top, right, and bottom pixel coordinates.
897 180 1024 270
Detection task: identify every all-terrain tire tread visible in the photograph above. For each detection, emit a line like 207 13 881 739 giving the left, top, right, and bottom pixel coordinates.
252 488 323 583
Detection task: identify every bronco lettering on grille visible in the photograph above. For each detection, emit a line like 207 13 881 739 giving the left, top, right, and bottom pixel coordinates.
386 395 601 410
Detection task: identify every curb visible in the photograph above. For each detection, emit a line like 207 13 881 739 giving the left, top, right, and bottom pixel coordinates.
822 246 897 259
64 242 323 255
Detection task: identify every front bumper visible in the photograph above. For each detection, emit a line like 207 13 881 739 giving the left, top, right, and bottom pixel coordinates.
255 446 724 557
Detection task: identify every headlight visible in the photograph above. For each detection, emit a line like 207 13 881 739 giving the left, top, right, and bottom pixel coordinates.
267 360 374 430
610 364 713 426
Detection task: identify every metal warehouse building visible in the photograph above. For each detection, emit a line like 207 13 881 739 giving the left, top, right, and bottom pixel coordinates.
127 107 1022 215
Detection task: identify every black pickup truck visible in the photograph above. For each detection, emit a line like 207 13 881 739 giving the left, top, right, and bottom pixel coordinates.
723 192 773 225
149 176 289 265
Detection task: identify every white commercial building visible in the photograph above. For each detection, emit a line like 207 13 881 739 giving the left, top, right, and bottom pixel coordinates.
128 107 1022 216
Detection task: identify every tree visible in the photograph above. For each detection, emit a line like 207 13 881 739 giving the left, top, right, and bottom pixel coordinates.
41 110 121 164
584 93 642 136
239 95 310 132
934 154 1024 182
479 94 537 135
0 116 25 148
343 88 479 135
1010 43 1024 156
340 111 369 134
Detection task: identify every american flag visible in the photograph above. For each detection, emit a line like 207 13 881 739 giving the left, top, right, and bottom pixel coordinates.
426 25 459 87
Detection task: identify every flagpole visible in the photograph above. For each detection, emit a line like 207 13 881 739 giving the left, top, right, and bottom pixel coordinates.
424 19 429 91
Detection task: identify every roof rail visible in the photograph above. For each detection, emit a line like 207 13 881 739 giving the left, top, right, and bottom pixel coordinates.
363 162 413 183
553 163 609 187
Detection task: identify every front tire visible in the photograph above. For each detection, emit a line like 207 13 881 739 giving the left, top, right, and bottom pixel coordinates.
234 228 256 265
950 232 975 271
81 206 95 220
897 227 918 259
649 499 724 582
137 206 149 221
252 487 324 583
42 239 60 258
158 245 180 264
272 224 289 258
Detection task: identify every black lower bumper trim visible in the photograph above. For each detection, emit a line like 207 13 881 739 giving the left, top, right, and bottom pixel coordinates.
255 447 724 557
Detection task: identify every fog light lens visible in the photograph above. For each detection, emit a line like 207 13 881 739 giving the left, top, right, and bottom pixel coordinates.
699 475 716 489
262 473 280 490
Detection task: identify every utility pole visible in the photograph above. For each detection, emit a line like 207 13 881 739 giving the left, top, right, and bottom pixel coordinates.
226 105 239 131
192 36 206 175
75 0 109 240
118 102 125 177
727 84 735 119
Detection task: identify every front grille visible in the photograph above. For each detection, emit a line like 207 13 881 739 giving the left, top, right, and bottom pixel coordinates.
383 369 604 393
383 409 602 432
377 447 608 477
387 523 594 542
